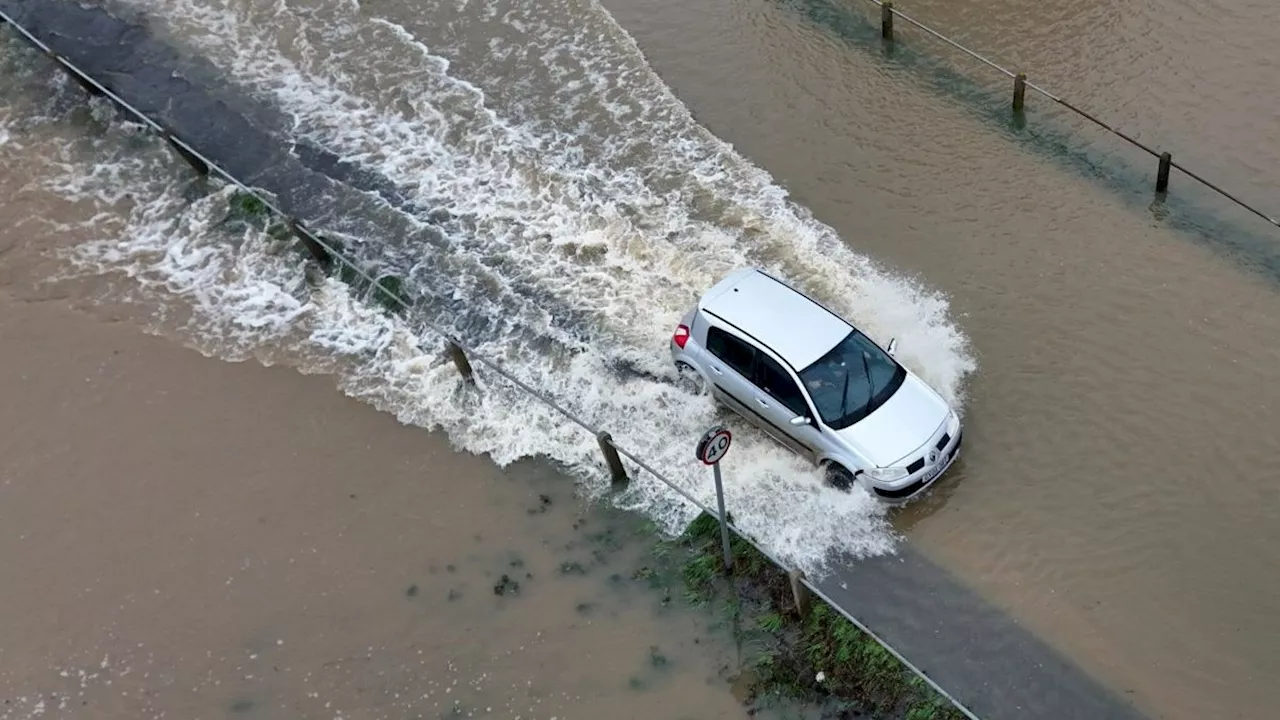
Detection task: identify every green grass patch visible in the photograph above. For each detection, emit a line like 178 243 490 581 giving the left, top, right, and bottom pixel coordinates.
559 561 588 576
370 274 406 314
758 610 785 634
665 511 965 719
492 574 520 597
265 220 293 243
334 259 363 287
320 253 411 317
221 188 281 237
221 189 412 319
681 552 720 604
228 189 268 218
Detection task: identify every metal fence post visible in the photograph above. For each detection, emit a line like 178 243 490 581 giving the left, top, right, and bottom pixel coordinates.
1156 152 1172 193
881 2 894 40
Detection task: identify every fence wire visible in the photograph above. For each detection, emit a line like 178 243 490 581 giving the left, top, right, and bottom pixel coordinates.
865 0 1279 230
0 11 982 720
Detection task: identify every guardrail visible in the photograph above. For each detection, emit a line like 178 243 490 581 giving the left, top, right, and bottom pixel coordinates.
0 10 981 720
868 0 1278 231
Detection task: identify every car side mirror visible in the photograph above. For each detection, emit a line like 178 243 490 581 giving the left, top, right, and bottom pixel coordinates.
886 338 898 356
788 415 811 427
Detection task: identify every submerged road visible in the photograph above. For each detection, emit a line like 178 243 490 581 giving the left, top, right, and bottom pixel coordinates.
0 2 1146 718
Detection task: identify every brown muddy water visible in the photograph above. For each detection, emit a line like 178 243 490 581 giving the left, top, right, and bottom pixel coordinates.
0 289 777 720
3 0 1280 719
598 0 1280 718
0 157 767 719
0 82 796 720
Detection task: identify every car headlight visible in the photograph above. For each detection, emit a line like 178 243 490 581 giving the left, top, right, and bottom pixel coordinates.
866 466 909 483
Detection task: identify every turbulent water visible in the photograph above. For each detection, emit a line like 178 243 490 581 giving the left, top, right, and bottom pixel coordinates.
0 0 975 575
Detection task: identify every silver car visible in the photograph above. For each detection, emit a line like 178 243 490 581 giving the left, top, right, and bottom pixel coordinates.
670 268 963 503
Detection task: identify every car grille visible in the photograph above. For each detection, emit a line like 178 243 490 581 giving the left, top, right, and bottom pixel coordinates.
877 430 962 501
904 430 952 474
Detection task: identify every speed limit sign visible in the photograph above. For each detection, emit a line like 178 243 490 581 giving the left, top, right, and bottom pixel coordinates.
697 424 735 573
696 425 733 465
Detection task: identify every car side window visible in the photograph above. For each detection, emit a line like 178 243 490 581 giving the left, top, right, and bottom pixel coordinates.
756 354 809 417
706 326 757 378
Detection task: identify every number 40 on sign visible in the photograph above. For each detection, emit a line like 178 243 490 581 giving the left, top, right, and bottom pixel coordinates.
696 426 732 465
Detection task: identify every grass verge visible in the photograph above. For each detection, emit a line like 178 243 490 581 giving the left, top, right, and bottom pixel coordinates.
658 512 965 720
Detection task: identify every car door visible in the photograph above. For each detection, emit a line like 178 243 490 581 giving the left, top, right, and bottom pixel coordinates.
703 325 763 424
752 351 823 463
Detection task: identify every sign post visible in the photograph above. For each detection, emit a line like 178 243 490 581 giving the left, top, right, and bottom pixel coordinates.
695 425 734 573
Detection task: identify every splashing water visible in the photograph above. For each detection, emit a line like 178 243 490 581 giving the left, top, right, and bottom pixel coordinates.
0 0 976 576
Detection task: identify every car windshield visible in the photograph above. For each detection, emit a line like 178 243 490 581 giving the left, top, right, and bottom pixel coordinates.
797 330 906 430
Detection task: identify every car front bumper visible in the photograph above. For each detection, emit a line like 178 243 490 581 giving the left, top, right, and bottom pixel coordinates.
870 427 963 503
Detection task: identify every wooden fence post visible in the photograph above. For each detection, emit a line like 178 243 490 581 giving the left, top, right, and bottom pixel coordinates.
287 219 333 269
1156 152 1172 193
596 431 628 489
1012 73 1027 113
788 569 812 619
164 132 210 176
446 341 474 381
881 2 894 40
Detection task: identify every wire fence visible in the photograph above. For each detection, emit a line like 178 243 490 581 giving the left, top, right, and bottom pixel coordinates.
868 0 1279 230
0 10 982 720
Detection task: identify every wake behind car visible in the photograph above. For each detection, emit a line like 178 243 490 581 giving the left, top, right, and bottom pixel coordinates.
670 268 962 503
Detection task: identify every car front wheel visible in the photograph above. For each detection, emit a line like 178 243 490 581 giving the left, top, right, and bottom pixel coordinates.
824 463 856 492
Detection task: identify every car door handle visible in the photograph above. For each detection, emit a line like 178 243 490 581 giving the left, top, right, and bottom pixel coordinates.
755 397 769 407
710 365 723 375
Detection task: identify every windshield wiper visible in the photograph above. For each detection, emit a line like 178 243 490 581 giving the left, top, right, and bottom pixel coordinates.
838 360 852 420
859 350 874 420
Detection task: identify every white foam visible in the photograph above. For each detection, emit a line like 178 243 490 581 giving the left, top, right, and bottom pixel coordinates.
117 0 973 403
3 0 979 575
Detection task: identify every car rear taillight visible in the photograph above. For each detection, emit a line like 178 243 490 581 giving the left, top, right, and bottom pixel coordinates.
673 324 690 349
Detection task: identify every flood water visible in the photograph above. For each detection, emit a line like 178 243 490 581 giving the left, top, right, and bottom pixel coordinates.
2 0 1279 719
0 291 773 720
0 30 806 720
596 0 1280 717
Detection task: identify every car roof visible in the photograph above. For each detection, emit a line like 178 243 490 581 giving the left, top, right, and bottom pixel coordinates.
698 268 852 370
